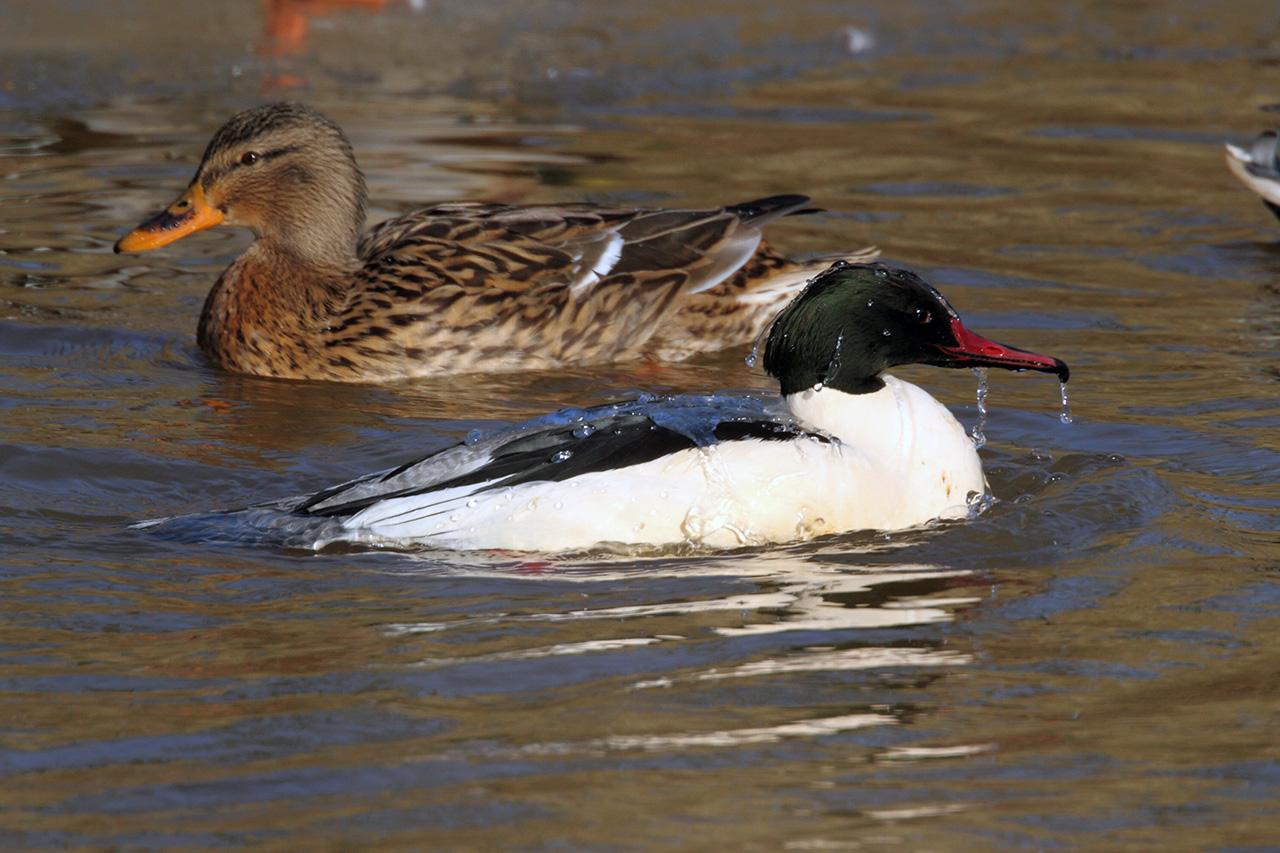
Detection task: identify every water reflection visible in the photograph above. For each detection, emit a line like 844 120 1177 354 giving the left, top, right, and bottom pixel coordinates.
525 713 894 754
374 554 979 761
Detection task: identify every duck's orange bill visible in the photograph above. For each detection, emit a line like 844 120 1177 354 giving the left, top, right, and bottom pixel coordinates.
114 184 224 254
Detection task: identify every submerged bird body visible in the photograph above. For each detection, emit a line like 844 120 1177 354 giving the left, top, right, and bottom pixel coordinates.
116 102 875 381
240 262 1068 553
1225 130 1280 221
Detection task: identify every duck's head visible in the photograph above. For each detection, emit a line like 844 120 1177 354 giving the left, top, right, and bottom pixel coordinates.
1225 131 1280 215
115 102 367 267
763 262 1069 395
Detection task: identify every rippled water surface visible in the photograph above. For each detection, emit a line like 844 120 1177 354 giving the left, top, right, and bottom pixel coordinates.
2 0 1278 847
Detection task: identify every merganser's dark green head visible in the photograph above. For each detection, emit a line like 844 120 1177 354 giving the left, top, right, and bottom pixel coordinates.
763 262 1069 395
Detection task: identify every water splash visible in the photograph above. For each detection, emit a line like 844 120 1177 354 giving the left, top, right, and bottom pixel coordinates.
966 488 995 518
971 367 989 449
745 317 774 369
821 332 845 384
1059 381 1073 424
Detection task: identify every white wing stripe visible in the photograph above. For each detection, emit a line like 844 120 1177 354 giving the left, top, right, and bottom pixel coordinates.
568 231 625 297
345 476 511 530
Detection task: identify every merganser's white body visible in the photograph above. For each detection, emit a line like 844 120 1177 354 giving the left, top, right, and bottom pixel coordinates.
320 375 984 552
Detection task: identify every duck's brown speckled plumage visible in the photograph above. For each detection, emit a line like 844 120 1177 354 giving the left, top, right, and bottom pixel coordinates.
119 103 877 382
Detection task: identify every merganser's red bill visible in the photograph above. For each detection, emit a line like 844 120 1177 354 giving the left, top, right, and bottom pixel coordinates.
936 317 1069 383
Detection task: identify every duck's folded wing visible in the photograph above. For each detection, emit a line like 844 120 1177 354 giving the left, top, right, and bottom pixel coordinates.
294 397 829 522
348 197 814 362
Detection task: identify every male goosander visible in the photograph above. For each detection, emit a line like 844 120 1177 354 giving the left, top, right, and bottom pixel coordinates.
269 262 1068 552
1226 130 1280 220
112 102 876 381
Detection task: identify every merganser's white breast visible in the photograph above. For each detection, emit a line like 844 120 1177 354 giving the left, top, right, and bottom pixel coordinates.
302 376 984 552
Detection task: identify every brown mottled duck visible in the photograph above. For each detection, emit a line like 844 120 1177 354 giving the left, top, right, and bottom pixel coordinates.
115 102 877 381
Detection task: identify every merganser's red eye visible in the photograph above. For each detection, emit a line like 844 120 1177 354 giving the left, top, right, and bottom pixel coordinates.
916 308 932 324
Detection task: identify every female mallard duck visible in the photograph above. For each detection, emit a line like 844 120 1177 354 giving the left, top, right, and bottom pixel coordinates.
115 102 876 381
188 262 1066 552
1225 130 1280 220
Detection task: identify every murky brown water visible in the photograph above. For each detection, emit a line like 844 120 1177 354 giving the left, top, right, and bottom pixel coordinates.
2 0 1278 847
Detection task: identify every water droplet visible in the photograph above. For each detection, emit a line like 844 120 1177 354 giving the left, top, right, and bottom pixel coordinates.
465 498 478 508
971 367 989 449
813 381 824 391
464 429 483 446
573 423 595 439
866 299 875 307
550 449 573 463
1059 380 1073 424
881 328 891 337
554 501 564 510
745 343 759 368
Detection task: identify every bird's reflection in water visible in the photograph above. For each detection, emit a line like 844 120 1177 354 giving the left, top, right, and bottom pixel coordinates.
384 552 981 756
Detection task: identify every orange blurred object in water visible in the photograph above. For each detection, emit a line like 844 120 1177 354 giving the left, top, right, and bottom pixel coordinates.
262 0 397 57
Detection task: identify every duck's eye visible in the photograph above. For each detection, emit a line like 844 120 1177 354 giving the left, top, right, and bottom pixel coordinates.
915 308 932 324
239 151 260 166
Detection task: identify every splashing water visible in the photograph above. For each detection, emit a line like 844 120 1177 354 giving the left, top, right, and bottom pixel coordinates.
821 332 845 384
971 367 989 449
966 488 995 518
745 320 773 369
747 299 793 370
1059 381 1073 424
